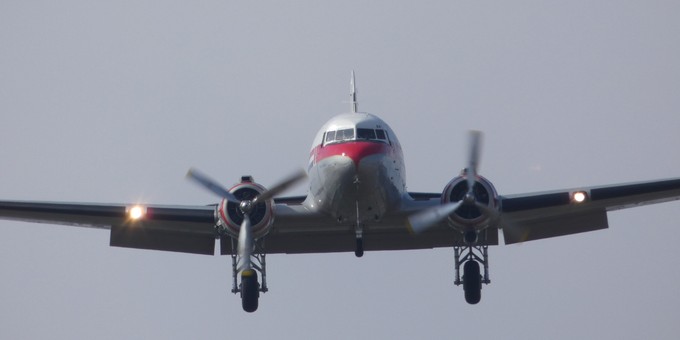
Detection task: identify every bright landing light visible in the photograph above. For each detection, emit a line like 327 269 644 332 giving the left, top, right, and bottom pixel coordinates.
128 205 146 220
572 191 587 203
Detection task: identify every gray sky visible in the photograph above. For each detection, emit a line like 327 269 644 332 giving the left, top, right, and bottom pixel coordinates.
1 1 679 339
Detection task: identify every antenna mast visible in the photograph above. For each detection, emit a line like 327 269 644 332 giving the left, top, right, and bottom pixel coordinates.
350 70 358 113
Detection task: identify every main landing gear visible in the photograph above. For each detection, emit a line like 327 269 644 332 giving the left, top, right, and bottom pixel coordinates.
239 269 260 312
228 238 268 313
453 243 490 305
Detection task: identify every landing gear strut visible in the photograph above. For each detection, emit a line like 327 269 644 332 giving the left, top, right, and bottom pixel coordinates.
454 245 490 304
354 200 364 258
229 238 268 312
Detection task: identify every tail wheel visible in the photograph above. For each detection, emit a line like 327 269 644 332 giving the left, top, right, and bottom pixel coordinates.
240 269 260 312
463 260 482 304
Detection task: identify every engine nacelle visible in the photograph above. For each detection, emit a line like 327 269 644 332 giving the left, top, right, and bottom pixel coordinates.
441 174 499 231
217 176 274 239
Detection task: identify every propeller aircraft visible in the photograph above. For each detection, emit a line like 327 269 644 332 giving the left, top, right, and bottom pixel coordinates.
2 72 679 312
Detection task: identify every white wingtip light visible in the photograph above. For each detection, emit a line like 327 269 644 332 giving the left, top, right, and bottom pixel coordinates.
127 205 146 220
572 191 588 203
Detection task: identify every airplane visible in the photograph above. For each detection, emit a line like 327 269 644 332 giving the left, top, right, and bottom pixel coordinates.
1 72 680 313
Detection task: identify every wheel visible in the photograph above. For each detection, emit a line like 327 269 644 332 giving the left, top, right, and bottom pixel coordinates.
463 260 482 305
240 269 259 312
355 238 364 258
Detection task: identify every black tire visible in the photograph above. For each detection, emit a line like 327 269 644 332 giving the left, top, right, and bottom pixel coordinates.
463 260 482 305
240 269 259 312
355 238 364 258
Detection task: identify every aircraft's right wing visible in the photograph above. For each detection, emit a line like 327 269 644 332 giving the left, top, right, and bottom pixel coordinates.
499 178 680 244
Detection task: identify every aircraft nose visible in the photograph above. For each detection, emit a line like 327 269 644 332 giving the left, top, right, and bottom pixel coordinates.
314 141 390 171
338 142 389 166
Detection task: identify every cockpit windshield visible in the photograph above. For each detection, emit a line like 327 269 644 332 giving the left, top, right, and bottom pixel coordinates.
357 128 376 140
324 128 389 145
336 128 354 141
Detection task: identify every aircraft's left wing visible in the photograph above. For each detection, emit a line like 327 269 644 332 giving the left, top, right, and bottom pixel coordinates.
1 198 465 256
500 178 680 244
0 201 217 254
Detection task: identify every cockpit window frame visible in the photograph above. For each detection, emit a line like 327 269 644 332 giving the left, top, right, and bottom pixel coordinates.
323 127 391 146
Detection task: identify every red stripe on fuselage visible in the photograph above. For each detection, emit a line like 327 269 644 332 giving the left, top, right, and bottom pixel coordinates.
313 141 391 166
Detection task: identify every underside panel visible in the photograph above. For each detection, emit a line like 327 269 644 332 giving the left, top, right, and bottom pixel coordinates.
111 225 216 255
251 225 498 254
502 209 608 244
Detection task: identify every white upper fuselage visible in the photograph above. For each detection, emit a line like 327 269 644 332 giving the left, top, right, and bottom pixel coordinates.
305 112 406 224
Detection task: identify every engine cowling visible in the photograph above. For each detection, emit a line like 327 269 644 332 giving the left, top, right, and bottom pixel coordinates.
217 177 274 239
441 174 499 231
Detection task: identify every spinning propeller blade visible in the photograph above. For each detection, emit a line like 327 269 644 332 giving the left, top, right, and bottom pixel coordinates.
237 214 253 270
186 168 239 203
254 169 307 203
466 130 482 198
408 201 463 234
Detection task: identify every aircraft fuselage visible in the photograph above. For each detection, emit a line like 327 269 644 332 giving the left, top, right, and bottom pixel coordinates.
305 112 406 225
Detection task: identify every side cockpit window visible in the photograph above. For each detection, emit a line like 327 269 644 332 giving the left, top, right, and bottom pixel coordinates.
375 129 386 140
325 130 336 143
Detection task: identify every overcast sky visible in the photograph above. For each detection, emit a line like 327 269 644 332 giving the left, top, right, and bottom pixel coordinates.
1 1 680 339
